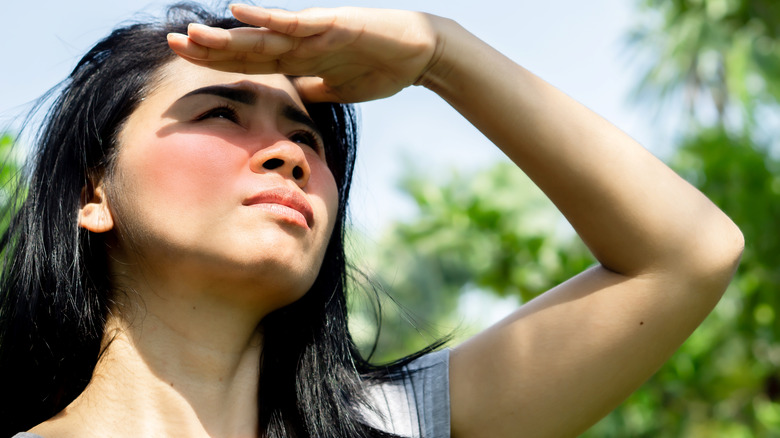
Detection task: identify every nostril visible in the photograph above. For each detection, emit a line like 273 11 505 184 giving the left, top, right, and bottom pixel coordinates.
292 166 304 180
263 158 284 170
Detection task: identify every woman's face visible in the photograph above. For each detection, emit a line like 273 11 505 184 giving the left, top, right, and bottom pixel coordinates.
104 59 339 308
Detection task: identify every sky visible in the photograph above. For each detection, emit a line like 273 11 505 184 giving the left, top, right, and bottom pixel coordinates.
0 0 660 237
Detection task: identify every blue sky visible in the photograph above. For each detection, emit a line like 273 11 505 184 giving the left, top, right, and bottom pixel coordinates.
0 0 660 236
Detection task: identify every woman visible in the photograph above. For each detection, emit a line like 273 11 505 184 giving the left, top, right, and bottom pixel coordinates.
0 3 742 438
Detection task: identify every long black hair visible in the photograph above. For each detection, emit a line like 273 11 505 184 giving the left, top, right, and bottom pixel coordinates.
0 3 437 437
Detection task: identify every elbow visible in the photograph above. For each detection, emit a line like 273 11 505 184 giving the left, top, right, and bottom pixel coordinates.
714 218 744 274
691 216 744 296
729 222 745 264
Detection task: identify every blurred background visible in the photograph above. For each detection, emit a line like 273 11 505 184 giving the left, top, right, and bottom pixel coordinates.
2 0 779 436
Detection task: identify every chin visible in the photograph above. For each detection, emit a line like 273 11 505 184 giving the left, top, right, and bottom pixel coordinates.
208 250 323 300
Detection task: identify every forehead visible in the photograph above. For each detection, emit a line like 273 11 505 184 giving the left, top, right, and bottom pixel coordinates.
147 58 305 109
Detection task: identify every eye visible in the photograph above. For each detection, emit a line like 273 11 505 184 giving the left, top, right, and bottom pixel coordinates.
194 104 240 123
289 130 324 153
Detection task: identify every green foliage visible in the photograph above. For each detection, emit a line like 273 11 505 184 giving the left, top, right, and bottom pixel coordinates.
0 132 22 233
0 133 18 187
348 161 594 362
630 0 780 129
391 162 593 302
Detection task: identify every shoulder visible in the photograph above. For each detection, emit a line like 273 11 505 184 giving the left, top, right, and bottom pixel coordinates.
363 349 451 438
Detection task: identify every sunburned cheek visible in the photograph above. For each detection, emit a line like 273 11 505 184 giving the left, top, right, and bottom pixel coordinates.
136 133 247 204
313 172 339 227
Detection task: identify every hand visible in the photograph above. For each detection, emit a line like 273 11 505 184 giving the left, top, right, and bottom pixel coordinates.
167 4 442 103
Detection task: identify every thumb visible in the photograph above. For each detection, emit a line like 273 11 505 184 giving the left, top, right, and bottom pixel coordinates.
291 76 344 103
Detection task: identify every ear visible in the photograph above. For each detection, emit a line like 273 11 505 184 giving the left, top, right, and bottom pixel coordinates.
78 182 114 233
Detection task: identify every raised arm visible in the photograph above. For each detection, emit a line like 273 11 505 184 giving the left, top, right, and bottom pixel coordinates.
420 17 743 438
169 7 743 437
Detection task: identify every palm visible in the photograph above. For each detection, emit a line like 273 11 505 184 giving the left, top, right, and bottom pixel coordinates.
169 5 439 103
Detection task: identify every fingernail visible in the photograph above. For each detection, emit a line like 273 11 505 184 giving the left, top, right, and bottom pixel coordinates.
230 4 259 11
187 23 209 33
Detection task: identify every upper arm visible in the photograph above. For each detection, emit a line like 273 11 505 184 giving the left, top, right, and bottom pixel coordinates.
449 263 736 438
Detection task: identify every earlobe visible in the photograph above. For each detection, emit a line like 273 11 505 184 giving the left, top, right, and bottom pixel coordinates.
78 184 114 233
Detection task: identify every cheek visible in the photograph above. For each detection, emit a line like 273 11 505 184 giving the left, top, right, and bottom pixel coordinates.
125 132 246 206
309 160 340 231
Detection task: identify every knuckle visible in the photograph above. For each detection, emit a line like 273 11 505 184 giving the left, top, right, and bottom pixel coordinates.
216 29 231 50
252 35 266 53
286 17 300 35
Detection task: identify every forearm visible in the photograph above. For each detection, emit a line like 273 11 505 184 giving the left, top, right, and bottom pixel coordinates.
418 17 742 278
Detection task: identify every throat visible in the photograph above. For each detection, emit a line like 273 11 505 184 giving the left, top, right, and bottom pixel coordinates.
42 313 263 438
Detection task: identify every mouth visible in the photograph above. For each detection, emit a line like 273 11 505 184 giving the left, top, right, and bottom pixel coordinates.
242 187 315 229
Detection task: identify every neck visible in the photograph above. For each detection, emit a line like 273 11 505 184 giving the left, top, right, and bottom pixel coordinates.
33 280 268 438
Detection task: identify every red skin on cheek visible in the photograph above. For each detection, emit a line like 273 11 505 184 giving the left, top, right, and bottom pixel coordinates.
135 132 250 208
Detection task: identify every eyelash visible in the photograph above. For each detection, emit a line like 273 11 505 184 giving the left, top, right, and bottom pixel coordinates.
289 130 324 153
194 104 240 123
194 104 324 153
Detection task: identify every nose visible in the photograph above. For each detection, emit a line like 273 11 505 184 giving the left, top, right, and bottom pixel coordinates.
249 139 311 188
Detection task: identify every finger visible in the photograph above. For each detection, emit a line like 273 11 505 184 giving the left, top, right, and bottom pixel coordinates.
168 33 270 63
290 76 343 103
229 4 336 37
167 32 212 59
187 24 300 56
169 39 325 77
172 56 284 75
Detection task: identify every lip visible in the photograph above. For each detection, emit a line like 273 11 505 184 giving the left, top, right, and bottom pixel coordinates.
242 187 315 229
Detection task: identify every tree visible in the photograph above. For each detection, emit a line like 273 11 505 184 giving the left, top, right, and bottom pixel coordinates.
629 0 780 130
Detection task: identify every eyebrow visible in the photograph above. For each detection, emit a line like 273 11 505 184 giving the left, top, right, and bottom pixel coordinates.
282 105 321 137
178 85 321 135
180 85 257 105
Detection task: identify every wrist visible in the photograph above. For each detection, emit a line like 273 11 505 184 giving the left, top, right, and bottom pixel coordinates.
414 16 491 104
414 15 460 90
